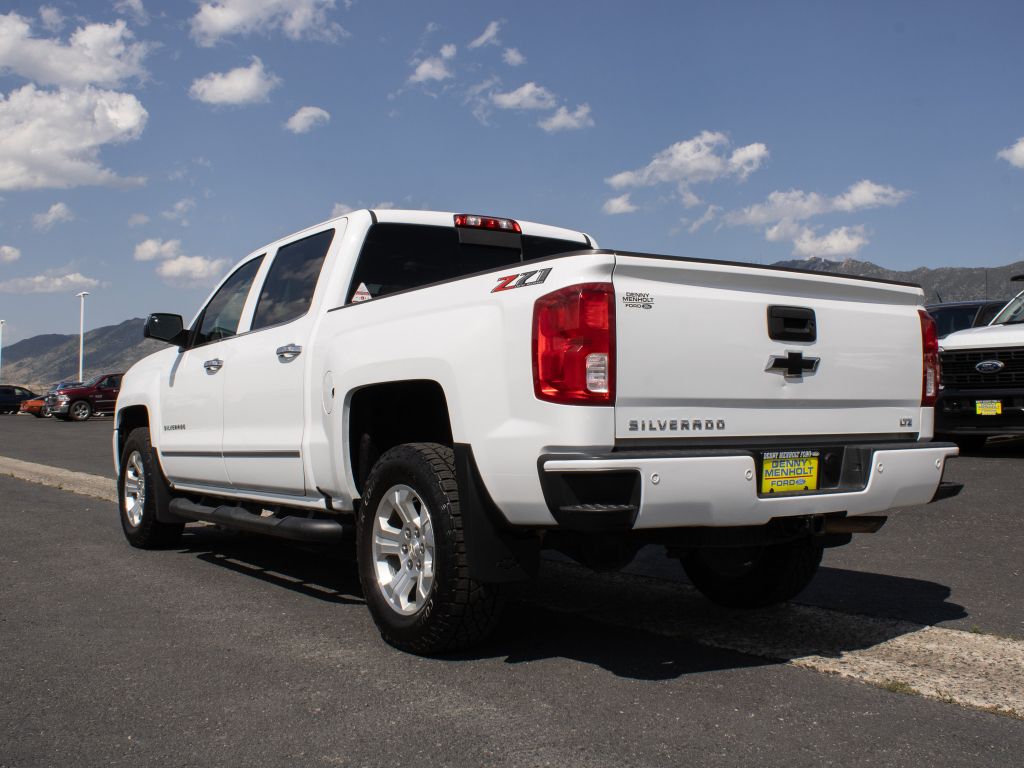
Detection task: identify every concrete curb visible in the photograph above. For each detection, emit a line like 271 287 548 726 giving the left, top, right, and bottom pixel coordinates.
0 455 117 503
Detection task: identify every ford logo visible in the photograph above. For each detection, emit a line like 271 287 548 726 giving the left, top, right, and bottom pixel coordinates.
975 360 1005 374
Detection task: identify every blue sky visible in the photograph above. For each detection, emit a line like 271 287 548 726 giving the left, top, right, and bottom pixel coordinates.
1 0 1024 344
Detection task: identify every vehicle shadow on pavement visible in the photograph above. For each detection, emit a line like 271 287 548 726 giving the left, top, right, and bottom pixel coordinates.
168 526 967 683
453 560 969 681
800 566 967 628
176 524 365 606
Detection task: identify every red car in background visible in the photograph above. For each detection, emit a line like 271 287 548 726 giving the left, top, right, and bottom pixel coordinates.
47 373 123 422
19 395 49 418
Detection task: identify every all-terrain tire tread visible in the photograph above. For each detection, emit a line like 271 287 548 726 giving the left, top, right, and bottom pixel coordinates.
358 442 504 655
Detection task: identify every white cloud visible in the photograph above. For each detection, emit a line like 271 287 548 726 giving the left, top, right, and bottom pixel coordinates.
134 238 182 261
33 202 74 230
688 205 721 233
189 57 280 105
492 82 556 110
725 180 910 227
997 137 1024 169
0 84 147 191
606 131 768 190
38 6 63 33
832 179 910 211
464 76 499 124
408 49 454 84
538 104 594 133
0 244 21 262
285 105 330 134
503 47 524 66
0 13 149 87
602 194 637 215
373 201 395 209
469 20 500 49
161 198 195 224
724 180 909 260
133 237 226 284
791 225 869 259
191 0 347 46
114 1 149 25
157 255 228 284
330 202 353 217
127 213 149 227
0 270 98 293
440 43 456 60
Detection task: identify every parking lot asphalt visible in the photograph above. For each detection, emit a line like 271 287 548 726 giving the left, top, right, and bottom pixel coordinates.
2 415 1021 638
2 474 1022 768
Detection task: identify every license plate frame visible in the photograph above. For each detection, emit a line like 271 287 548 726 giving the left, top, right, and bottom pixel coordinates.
760 449 821 495
975 400 1002 416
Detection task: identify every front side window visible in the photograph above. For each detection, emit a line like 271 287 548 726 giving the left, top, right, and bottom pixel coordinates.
194 256 264 346
251 229 334 330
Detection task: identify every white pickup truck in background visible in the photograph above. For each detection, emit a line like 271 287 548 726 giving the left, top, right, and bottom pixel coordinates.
935 277 1024 448
115 209 961 654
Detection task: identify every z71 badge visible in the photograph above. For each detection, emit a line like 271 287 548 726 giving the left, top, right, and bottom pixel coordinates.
491 268 552 292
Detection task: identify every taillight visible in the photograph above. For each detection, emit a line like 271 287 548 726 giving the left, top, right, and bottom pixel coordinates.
454 213 522 233
532 283 615 405
919 309 939 407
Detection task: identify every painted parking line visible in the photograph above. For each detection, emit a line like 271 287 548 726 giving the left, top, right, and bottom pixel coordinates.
5 454 1022 719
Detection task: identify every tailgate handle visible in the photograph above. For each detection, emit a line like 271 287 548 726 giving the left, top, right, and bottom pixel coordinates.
767 305 817 342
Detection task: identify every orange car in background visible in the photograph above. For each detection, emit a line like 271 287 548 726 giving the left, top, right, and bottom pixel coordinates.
19 396 50 418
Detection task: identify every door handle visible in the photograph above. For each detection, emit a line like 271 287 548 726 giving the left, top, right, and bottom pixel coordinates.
203 358 224 373
276 344 303 360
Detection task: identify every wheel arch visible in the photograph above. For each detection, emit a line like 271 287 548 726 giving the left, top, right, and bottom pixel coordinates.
346 379 453 498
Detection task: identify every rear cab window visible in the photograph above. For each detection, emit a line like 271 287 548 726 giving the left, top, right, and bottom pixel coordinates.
346 223 586 303
252 229 335 330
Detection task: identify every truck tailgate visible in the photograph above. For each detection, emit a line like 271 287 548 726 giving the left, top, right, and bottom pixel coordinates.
612 254 927 442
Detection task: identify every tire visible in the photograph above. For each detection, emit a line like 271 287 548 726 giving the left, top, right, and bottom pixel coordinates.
32 411 44 418
357 442 504 655
69 400 92 421
118 427 184 548
682 537 823 609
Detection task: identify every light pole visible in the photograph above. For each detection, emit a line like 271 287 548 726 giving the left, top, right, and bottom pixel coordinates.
76 292 89 382
0 319 5 384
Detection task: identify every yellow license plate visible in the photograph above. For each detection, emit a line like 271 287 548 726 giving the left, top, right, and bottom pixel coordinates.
976 400 1002 416
761 451 819 494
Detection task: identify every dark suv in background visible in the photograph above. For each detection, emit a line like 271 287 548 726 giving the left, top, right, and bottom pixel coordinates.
0 385 38 413
926 299 1008 339
47 373 123 422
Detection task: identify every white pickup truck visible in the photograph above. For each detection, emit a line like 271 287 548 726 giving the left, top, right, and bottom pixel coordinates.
115 209 961 653
936 280 1024 448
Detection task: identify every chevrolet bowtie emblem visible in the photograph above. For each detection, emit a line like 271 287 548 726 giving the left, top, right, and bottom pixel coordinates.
766 351 820 379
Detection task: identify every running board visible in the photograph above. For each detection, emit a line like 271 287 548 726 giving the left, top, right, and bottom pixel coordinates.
168 498 350 543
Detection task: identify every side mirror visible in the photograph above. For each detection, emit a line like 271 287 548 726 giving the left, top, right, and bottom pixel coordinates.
144 313 189 347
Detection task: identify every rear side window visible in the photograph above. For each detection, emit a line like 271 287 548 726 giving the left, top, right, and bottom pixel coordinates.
252 229 335 330
194 256 264 346
347 224 586 302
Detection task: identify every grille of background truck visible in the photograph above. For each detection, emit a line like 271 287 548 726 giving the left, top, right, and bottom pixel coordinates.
940 347 1024 388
